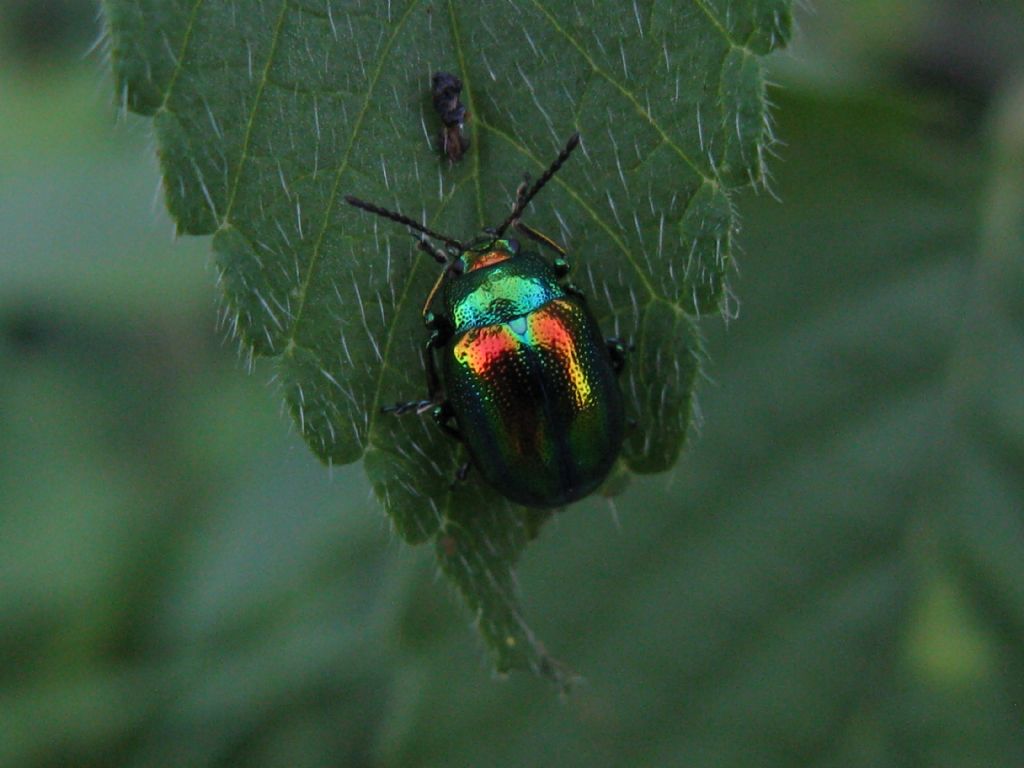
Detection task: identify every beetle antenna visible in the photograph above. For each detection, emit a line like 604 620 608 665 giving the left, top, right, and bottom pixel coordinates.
345 196 464 251
494 132 580 237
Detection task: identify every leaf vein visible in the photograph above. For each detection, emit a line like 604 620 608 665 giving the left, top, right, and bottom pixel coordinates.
223 0 290 221
284 1 421 353
528 0 715 186
159 0 205 110
690 0 752 52
481 119 659 302
446 0 485 225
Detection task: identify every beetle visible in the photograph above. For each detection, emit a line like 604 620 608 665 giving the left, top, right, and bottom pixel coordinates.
345 133 625 508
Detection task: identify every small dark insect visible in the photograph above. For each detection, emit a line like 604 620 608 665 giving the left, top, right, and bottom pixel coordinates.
431 71 470 162
345 134 627 508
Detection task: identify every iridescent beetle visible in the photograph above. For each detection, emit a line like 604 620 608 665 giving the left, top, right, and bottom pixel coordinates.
345 134 625 507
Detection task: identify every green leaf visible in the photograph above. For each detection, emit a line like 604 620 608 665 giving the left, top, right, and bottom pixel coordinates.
365 83 1024 765
101 0 791 679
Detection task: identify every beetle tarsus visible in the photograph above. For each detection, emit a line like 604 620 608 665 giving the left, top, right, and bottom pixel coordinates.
382 399 435 416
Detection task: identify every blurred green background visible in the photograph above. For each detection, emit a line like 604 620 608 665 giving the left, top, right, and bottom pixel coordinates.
2 1 1022 766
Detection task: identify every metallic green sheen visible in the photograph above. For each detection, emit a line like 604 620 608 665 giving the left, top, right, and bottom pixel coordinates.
445 242 564 332
440 244 625 508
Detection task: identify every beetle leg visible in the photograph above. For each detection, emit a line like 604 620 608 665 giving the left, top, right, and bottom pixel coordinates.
415 235 449 265
424 311 453 339
449 460 473 489
432 401 463 440
382 323 444 412
382 391 461 441
506 172 572 258
605 337 631 375
424 357 443 403
424 327 464 441
381 391 462 444
551 256 571 278
421 320 452 402
564 282 587 301
381 399 435 416
383 319 453 417
514 220 568 257
513 173 531 209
